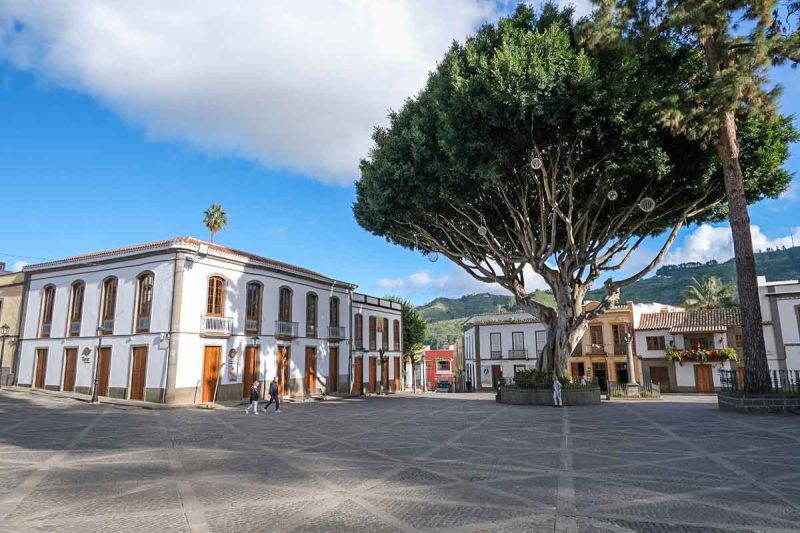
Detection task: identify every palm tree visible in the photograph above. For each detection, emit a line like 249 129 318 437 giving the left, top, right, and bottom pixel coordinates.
203 204 227 242
681 277 737 310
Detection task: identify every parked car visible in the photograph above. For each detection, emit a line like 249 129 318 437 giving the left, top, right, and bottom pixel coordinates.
435 379 451 393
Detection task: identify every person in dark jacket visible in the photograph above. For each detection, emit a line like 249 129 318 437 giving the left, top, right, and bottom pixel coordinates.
245 381 260 415
263 376 281 413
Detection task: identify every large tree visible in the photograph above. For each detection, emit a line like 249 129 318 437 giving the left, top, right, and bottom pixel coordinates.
353 5 795 377
589 1 799 392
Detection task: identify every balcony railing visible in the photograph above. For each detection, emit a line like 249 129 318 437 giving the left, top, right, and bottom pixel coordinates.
245 319 259 334
275 320 298 339
69 322 81 336
490 350 502 360
40 323 51 338
586 344 608 356
306 324 318 338
101 319 114 334
136 316 151 332
328 326 346 340
507 349 528 360
354 339 364 350
614 342 628 355
201 315 233 337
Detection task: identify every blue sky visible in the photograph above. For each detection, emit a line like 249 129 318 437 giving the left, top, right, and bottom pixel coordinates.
0 1 798 305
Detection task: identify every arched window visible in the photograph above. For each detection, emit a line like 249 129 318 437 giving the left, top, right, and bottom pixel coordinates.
136 272 154 333
393 319 400 351
278 287 293 322
306 292 318 338
355 314 363 350
40 285 56 338
245 281 263 334
206 276 225 316
68 281 85 337
382 317 390 350
100 277 118 333
329 297 340 327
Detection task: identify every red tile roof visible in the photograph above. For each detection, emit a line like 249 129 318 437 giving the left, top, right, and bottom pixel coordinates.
24 237 356 288
638 308 740 334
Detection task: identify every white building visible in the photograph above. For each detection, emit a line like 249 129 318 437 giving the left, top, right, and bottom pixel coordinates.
463 312 547 389
759 276 800 371
15 237 403 404
350 293 403 394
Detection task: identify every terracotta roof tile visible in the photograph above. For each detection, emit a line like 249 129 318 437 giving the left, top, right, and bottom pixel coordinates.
638 308 740 334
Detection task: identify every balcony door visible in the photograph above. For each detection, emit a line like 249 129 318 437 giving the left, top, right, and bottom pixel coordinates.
328 347 339 394
34 348 48 388
97 347 112 397
202 346 221 403
277 346 290 398
63 348 78 392
304 347 316 396
242 346 259 399
130 347 148 401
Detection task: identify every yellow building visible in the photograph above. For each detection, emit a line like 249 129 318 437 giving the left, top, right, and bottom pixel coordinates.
0 269 25 385
570 301 640 389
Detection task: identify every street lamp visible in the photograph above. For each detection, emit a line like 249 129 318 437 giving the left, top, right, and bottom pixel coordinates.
0 323 16 389
624 331 638 386
91 326 104 403
378 346 386 395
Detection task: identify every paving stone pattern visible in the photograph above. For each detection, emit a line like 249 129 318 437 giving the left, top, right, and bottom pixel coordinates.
0 392 799 532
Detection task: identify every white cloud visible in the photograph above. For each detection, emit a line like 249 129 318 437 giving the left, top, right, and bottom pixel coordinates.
0 0 503 184
11 260 28 272
666 224 800 264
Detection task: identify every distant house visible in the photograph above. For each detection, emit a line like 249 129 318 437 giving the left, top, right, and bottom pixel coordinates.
425 349 454 391
759 276 800 372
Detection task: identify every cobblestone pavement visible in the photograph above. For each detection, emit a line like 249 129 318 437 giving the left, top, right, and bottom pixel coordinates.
1 391 799 533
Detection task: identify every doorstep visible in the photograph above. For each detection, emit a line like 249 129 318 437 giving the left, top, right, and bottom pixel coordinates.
2 386 207 410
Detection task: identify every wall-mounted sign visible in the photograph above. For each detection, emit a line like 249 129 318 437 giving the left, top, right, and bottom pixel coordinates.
227 356 238 381
81 356 91 364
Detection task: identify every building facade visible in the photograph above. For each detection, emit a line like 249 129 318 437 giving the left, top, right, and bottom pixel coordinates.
424 349 454 390
0 268 25 385
463 312 548 390
759 276 800 371
350 293 403 394
15 238 402 403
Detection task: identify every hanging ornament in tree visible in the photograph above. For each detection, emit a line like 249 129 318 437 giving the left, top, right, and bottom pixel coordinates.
530 157 543 170
427 251 439 263
478 226 488 237
639 197 656 213
607 190 618 201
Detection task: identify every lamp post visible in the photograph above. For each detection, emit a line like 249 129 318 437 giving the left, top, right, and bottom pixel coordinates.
0 323 16 389
91 326 104 403
624 332 638 386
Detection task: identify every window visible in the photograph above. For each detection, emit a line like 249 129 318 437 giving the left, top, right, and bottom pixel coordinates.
436 359 451 372
100 277 118 332
393 319 400 351
490 332 502 358
369 316 376 350
589 325 604 345
612 324 627 354
306 292 318 337
646 336 666 350
68 281 84 337
245 282 262 333
382 317 389 350
355 314 364 349
685 335 712 350
278 287 292 322
206 276 225 316
330 297 340 327
512 331 524 350
734 333 743 348
535 330 548 355
40 285 56 338
135 272 154 333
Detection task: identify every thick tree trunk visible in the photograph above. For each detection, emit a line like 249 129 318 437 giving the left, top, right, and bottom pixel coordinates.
523 286 587 378
717 110 771 393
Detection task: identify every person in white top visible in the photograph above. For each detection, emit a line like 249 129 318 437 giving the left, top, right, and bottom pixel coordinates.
552 377 563 407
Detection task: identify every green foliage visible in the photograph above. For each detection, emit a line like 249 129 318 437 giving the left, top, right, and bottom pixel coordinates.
612 390 627 398
385 295 427 362
423 319 463 350
203 204 228 242
665 346 738 363
513 369 568 388
640 390 659 399
681 276 738 309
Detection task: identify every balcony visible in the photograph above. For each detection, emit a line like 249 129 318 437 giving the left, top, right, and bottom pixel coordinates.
490 350 502 360
201 315 233 337
614 342 628 356
328 326 346 341
507 349 528 360
245 319 259 334
275 320 298 340
136 316 150 333
69 322 81 337
40 323 52 338
306 324 318 338
586 344 608 356
101 319 114 334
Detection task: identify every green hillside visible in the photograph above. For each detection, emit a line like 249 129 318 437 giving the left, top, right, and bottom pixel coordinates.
418 247 800 347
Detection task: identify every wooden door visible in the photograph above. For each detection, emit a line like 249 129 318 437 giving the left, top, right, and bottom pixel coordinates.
34 348 48 388
130 347 147 401
649 366 670 392
353 356 363 395
97 347 112 397
63 348 77 392
571 362 585 381
328 347 338 394
242 346 259 398
737 367 745 392
381 358 389 391
304 347 316 396
393 357 401 392
368 357 377 393
491 365 503 389
202 346 221 403
694 365 713 393
277 346 290 398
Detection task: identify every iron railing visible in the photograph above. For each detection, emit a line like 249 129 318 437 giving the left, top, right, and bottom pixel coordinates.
69 322 81 336
608 380 661 397
40 323 52 338
275 320 298 339
245 319 259 334
614 343 628 355
720 368 800 393
136 316 151 332
101 319 114 333
490 350 503 360
328 326 346 340
507 349 528 360
586 344 608 356
306 324 318 338
201 315 232 337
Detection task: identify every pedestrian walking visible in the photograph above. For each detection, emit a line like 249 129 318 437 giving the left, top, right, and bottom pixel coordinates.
245 381 260 415
552 377 563 407
263 376 281 413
